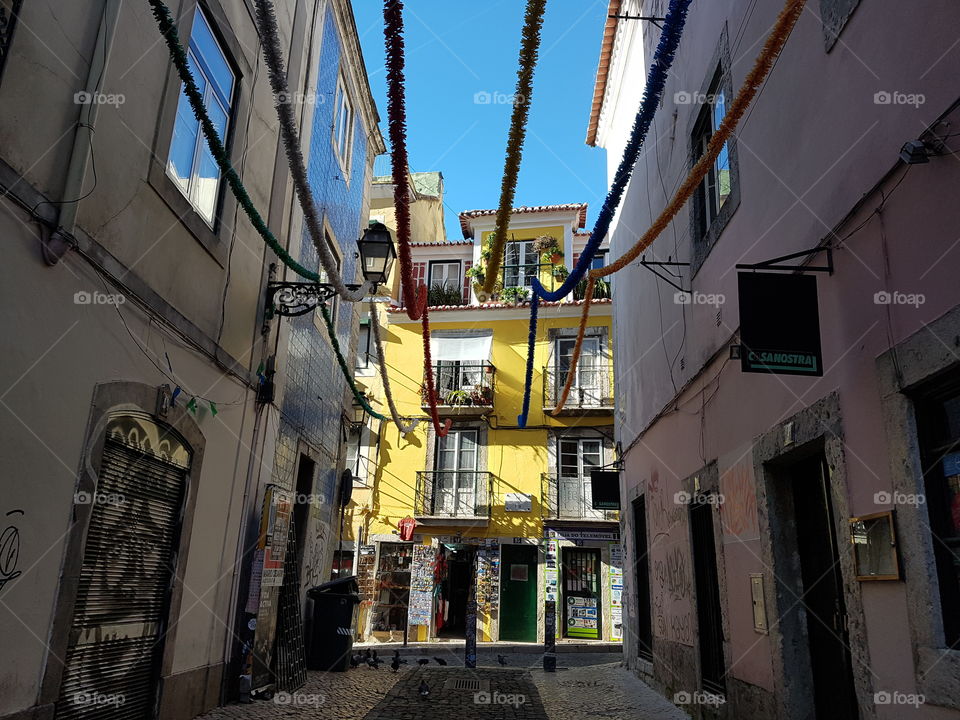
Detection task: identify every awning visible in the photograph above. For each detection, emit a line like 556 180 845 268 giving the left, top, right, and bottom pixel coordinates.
430 330 493 362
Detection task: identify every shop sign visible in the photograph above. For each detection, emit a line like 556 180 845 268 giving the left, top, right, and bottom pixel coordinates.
545 528 619 542
590 471 621 509
737 271 823 376
504 493 533 512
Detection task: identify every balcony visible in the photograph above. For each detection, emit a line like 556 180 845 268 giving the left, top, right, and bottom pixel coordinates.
542 358 614 415
541 473 619 523
415 471 493 524
421 362 494 416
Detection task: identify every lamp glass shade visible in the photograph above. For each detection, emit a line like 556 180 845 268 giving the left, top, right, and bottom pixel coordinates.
358 222 397 285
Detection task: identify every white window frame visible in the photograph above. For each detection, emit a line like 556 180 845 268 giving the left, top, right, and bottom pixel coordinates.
503 240 539 288
558 437 604 519
434 429 479 516
315 226 342 332
332 71 354 177
166 7 235 226
428 261 462 293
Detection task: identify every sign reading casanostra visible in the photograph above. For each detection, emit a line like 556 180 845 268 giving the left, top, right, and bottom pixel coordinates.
737 272 823 377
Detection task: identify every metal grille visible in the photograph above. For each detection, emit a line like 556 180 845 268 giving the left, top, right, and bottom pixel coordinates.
272 515 306 692
443 678 488 691
56 438 188 719
414 471 493 518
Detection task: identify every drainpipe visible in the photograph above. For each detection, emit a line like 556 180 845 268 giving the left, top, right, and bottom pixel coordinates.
43 0 122 265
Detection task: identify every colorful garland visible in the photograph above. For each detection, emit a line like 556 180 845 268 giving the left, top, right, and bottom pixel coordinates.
383 0 427 320
383 0 450 438
535 0 691 302
548 0 807 414
318 303 388 421
516 292 540 426
254 0 371 302
516 0 691 426
368 301 419 435
480 0 548 298
147 0 386 423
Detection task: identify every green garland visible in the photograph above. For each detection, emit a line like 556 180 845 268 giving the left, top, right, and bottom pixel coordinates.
147 0 320 283
147 0 386 420
319 303 387 421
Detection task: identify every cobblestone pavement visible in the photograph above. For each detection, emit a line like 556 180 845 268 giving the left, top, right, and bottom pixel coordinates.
196 653 688 719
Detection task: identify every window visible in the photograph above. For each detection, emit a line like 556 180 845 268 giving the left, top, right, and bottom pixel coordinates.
503 240 539 288
556 336 602 402
356 318 374 370
345 423 371 485
167 7 235 225
558 438 603 518
371 543 411 632
916 382 960 648
590 250 608 270
692 68 731 241
429 261 462 293
318 229 341 327
434 429 478 516
0 0 24 84
332 73 354 175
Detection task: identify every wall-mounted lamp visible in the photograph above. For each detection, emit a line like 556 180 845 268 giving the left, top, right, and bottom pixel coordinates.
899 139 930 165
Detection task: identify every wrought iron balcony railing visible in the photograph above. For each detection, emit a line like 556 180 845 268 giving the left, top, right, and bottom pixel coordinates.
542 358 614 412
421 362 494 410
541 473 619 522
415 471 493 519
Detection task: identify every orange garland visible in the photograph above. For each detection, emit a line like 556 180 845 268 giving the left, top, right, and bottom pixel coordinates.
550 0 807 414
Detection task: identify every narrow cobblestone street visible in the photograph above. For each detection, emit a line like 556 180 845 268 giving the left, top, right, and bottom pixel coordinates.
197 653 687 720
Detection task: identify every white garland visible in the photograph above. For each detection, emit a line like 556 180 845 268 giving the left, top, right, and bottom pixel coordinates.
254 0 371 302
369 301 419 436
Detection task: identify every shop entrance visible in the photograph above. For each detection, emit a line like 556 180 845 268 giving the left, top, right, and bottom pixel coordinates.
435 544 476 638
561 547 601 639
499 544 538 642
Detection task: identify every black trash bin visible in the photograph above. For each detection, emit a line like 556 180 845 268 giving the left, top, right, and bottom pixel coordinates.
305 576 360 672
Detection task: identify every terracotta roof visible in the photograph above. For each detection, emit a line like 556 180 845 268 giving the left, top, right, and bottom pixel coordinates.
387 298 612 313
458 204 588 238
409 240 472 247
586 0 621 147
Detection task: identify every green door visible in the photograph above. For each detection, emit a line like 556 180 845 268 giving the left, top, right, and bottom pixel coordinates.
499 544 538 642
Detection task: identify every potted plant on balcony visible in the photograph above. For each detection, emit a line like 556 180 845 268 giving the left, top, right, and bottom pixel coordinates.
446 388 472 406
552 264 569 281
427 281 463 307
500 286 530 305
470 384 493 406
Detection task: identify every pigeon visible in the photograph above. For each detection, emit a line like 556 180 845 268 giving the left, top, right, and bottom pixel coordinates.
367 656 381 670
364 649 372 661
372 649 378 661
391 655 401 672
497 654 507 666
419 680 430 697
349 654 361 669
433 657 448 666
393 650 407 664
417 658 430 666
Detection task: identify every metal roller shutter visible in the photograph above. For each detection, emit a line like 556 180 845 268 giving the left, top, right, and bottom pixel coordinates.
56 430 188 720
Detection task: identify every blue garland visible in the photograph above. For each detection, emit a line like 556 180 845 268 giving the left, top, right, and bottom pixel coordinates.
516 0 691 427
517 292 540 427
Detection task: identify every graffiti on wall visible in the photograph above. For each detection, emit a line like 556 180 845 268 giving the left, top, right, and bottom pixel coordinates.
0 509 24 594
652 545 693 645
647 469 684 540
720 459 759 540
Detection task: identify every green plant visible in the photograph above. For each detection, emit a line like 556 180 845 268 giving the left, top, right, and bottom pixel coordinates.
446 389 472 406
552 264 569 280
466 265 486 284
500 286 530 305
573 276 612 301
427 282 464 306
531 234 558 254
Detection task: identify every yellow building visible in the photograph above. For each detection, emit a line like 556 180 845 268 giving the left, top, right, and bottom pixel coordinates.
344 202 623 647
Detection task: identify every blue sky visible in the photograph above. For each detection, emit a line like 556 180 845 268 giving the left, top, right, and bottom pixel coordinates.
352 1 610 241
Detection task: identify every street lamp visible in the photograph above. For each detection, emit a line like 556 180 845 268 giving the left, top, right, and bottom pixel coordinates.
265 223 398 317
357 221 397 286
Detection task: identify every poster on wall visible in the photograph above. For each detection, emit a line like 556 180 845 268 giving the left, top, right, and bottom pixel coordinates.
545 539 559 602
476 546 500 609
609 543 624 640
407 544 435 626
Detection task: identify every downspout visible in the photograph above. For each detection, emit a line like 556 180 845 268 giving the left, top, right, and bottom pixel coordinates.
43 0 122 264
